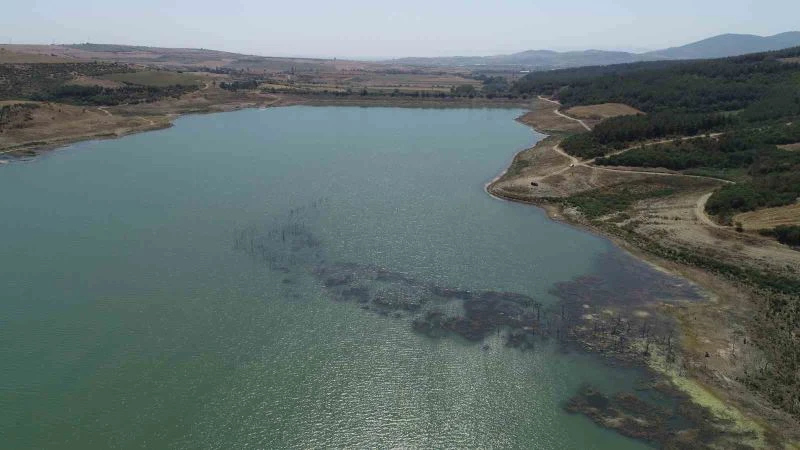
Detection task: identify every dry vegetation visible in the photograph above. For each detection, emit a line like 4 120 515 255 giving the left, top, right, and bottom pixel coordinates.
2 41 799 446
65 76 125 88
0 48 76 63
0 85 280 157
259 71 479 94
0 43 428 74
0 102 170 156
516 98 588 133
488 100 800 446
778 142 800 151
490 99 800 274
564 103 643 119
0 44 527 157
734 203 800 230
563 103 643 127
98 70 216 87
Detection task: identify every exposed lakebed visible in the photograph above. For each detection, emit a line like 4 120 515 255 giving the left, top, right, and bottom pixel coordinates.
0 106 724 448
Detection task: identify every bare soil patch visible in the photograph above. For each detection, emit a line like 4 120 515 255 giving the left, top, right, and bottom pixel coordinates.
99 71 211 87
0 100 37 107
516 99 588 133
734 203 800 230
0 86 284 156
0 102 170 156
563 103 643 129
618 187 799 275
777 142 800 151
0 48 75 63
66 76 125 88
564 103 643 120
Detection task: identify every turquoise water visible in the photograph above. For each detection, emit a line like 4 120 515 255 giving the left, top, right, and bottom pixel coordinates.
0 106 662 448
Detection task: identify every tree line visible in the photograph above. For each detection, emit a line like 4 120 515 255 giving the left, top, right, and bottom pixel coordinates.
511 46 800 417
512 46 800 221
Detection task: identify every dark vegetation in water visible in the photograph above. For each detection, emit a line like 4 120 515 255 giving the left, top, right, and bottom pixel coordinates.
316 262 543 345
566 383 756 449
232 200 762 446
233 197 330 270
564 195 800 418
549 251 699 366
511 44 800 419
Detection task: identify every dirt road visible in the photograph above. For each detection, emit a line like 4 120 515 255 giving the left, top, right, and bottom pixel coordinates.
695 192 725 228
532 99 732 228
537 96 591 131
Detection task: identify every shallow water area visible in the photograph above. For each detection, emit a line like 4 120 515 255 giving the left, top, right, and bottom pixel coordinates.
0 106 704 448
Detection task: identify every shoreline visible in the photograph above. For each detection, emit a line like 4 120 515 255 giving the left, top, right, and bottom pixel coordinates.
3 93 796 444
487 107 800 447
0 94 530 161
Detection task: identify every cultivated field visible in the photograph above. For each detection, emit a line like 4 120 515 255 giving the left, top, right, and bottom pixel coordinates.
98 70 217 87
0 44 393 73
0 48 75 63
734 203 800 230
563 103 643 127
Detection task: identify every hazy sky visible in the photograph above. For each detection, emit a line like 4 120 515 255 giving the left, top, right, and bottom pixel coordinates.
3 0 799 58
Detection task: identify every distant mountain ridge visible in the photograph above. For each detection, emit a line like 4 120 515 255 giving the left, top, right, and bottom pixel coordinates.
645 31 800 59
387 32 800 70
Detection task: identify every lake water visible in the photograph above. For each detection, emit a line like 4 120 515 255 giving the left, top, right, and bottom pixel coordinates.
0 106 682 448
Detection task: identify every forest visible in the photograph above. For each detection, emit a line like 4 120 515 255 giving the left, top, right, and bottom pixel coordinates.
514 48 800 416
561 113 731 158
512 47 800 114
593 123 800 219
513 47 800 219
760 225 800 246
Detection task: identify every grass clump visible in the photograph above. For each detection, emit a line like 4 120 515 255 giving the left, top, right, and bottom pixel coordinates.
565 184 674 219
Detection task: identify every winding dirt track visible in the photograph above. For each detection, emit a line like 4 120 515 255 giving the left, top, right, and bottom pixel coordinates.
537 96 591 131
695 192 725 229
536 96 732 228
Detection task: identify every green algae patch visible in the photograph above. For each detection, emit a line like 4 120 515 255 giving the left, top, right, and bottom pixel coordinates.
642 342 766 448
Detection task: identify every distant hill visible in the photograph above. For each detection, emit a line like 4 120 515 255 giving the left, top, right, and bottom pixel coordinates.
5 31 800 73
645 32 800 59
386 32 800 70
0 43 380 73
388 49 654 70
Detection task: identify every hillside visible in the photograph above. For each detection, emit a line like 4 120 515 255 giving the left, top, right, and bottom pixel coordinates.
386 31 800 70
389 49 651 70
0 43 378 73
510 46 800 419
646 31 800 59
